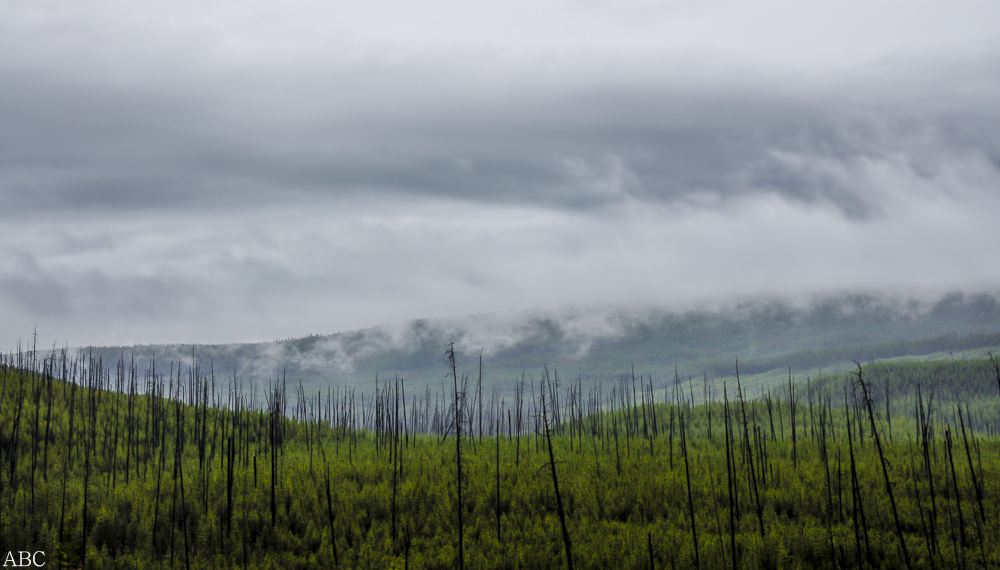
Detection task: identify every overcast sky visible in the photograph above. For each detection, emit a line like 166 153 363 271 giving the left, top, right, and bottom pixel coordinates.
2 0 999 348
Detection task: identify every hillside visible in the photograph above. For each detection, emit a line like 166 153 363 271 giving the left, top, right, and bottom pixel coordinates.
74 291 1000 395
2 348 999 568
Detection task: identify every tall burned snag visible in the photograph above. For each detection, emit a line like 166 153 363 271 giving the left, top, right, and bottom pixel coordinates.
680 414 700 568
446 341 464 570
541 370 573 570
494 410 501 542
723 384 737 570
853 362 913 570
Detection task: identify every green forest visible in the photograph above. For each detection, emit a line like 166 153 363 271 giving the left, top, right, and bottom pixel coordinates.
1 344 1000 569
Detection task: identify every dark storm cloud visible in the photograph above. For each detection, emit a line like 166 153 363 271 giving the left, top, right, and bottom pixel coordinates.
4 48 998 220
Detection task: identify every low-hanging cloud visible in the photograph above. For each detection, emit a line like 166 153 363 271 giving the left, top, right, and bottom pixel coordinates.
3 155 999 348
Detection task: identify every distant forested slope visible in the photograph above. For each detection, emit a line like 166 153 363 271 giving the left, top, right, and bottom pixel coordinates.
71 291 1000 393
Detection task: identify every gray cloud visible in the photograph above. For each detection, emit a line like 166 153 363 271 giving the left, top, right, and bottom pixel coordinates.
3 48 998 215
2 0 1000 347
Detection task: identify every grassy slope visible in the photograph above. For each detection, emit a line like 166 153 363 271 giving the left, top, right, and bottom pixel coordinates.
2 355 999 568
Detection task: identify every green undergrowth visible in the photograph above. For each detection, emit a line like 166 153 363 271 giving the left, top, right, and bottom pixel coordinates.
1 355 999 569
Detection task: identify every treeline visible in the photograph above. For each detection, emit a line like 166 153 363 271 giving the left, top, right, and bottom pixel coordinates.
1 345 999 569
703 331 1000 378
808 357 1000 435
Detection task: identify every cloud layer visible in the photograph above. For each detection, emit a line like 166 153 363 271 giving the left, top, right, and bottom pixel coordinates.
2 0 999 347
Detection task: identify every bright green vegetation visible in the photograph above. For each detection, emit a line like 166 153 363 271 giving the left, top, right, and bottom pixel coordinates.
1 349 999 569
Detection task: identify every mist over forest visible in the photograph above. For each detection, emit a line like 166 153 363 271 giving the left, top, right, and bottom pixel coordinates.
69 290 1000 393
